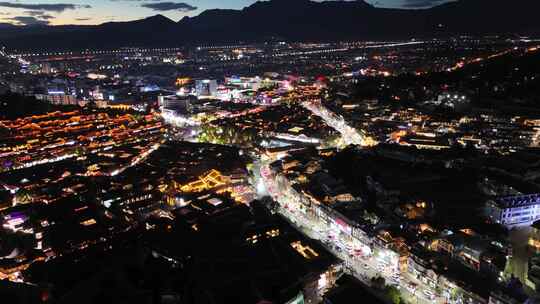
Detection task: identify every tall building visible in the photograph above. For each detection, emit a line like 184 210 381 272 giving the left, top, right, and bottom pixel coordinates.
40 62 52 74
158 95 193 113
195 79 218 98
35 93 77 105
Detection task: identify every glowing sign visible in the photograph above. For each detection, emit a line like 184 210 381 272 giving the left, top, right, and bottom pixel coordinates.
176 77 191 86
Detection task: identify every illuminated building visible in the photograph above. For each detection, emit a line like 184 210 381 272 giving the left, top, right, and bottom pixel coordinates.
291 241 319 259
40 62 52 74
158 95 192 112
485 194 540 227
175 77 191 87
159 95 198 126
35 93 77 105
407 248 439 288
195 79 217 98
107 104 132 111
529 220 540 254
436 93 470 109
175 169 227 193
399 135 451 150
2 212 28 232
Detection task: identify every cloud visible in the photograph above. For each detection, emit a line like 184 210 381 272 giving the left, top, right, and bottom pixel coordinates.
75 17 92 21
4 8 60 26
8 16 50 26
0 2 91 12
141 2 197 12
402 0 447 8
25 11 54 19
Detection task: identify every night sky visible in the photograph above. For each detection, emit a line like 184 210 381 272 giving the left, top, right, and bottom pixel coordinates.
0 0 454 26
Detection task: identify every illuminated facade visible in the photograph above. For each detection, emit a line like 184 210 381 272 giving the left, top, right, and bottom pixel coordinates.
485 194 540 228
175 170 227 193
195 79 217 98
530 220 540 254
35 93 77 105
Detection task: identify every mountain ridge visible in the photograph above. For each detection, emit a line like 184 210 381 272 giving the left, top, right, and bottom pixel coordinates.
1 0 539 51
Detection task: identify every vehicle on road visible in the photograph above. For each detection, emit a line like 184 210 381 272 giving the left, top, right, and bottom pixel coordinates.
423 290 435 300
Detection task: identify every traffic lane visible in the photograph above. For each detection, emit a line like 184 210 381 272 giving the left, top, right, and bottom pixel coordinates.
293 213 442 304
262 171 444 304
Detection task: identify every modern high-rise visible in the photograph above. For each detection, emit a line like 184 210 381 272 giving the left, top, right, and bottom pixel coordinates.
158 95 193 113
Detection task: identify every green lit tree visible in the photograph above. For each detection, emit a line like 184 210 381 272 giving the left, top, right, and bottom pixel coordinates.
386 285 401 304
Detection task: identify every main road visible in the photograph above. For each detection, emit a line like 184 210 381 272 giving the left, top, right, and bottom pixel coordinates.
301 99 375 147
256 157 449 304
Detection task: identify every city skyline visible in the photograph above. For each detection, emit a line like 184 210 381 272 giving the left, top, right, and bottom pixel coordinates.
0 0 454 26
1 0 539 303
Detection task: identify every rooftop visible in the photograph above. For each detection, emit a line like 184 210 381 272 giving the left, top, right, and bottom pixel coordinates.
496 194 540 209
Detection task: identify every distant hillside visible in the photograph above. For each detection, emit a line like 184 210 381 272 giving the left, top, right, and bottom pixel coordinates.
1 0 540 51
353 48 540 110
448 48 540 107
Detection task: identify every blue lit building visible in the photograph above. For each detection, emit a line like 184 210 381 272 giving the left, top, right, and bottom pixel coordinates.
485 194 540 228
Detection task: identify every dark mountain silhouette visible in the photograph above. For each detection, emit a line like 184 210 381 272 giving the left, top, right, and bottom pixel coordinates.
1 0 540 51
0 15 178 50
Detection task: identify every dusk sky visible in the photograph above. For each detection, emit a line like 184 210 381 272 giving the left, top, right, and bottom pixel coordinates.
0 0 454 26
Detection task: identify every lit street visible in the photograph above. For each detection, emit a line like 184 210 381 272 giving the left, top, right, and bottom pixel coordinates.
257 159 448 304
302 100 373 147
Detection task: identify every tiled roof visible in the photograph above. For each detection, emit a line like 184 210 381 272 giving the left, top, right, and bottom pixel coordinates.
496 194 540 209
